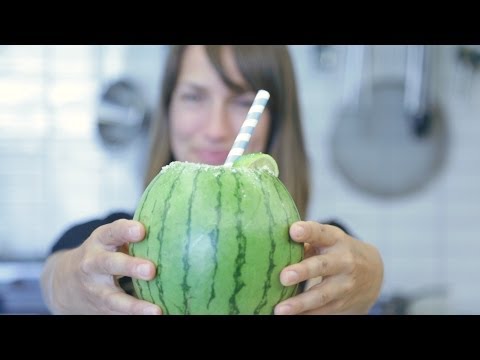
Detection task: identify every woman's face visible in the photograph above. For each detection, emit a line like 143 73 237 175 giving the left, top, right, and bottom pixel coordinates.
169 45 271 165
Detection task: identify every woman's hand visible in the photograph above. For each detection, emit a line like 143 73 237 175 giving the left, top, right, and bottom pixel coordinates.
274 221 384 315
41 219 162 315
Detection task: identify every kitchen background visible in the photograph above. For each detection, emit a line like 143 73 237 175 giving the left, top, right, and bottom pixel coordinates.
0 45 479 314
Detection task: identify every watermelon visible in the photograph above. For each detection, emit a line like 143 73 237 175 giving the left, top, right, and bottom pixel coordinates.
129 156 303 314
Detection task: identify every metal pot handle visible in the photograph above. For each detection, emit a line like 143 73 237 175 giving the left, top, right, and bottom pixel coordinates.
404 45 432 137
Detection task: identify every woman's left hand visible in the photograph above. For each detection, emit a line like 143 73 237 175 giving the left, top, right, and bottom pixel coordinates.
275 221 384 315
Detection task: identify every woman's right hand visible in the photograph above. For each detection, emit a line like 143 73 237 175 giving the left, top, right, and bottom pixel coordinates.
41 219 162 315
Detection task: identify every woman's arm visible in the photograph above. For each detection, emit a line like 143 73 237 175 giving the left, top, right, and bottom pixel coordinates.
275 221 384 315
40 219 162 315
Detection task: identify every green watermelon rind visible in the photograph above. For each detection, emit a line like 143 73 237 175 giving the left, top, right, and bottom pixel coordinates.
129 161 303 315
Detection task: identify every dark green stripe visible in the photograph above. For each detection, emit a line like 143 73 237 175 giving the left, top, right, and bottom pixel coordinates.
207 171 222 309
254 171 276 314
155 166 186 314
228 171 247 314
134 174 163 303
272 178 300 301
181 169 201 314
136 177 157 220
138 223 151 302
146 199 158 265
132 175 159 258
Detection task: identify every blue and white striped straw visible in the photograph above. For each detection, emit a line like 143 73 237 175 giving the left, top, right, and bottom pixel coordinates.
224 89 270 167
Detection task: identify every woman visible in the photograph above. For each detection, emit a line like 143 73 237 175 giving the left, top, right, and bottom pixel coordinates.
41 45 384 315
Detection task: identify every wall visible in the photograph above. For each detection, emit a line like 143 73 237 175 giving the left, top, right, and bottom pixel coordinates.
0 45 165 261
289 45 480 314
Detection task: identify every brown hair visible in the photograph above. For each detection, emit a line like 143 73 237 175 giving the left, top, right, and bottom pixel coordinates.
145 45 310 218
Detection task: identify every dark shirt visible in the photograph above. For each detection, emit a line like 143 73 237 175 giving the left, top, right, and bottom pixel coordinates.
51 211 133 254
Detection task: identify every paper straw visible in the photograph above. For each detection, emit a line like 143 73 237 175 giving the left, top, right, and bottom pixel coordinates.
224 89 270 167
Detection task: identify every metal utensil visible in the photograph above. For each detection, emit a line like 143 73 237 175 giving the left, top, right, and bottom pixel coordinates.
331 45 448 198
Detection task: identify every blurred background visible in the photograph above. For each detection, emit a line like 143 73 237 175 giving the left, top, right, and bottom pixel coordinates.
0 45 479 314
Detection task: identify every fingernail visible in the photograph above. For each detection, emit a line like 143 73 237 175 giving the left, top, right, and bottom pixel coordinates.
293 225 305 238
283 271 299 285
136 264 151 278
143 306 161 315
129 225 141 239
275 304 292 315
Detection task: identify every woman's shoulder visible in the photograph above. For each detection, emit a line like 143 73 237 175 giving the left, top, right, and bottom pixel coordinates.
50 211 133 254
